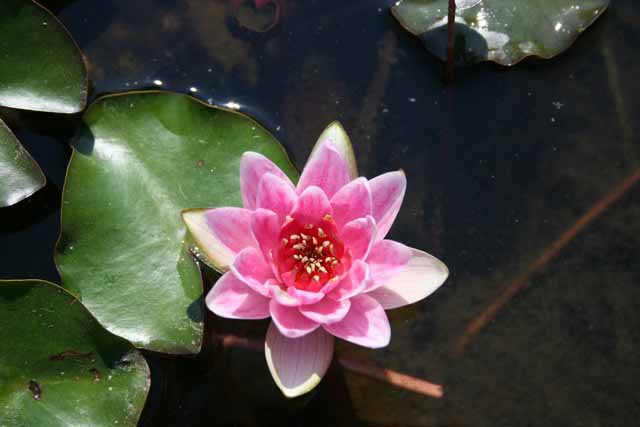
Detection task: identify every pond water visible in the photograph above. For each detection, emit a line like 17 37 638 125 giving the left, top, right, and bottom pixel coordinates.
1 0 640 425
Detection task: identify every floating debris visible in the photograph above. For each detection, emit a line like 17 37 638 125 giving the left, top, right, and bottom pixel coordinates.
28 380 42 400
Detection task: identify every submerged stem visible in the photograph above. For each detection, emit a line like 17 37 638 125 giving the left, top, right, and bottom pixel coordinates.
445 0 456 82
216 333 443 399
453 168 640 356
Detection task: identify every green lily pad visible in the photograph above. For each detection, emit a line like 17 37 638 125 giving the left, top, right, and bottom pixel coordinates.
0 0 87 113
391 0 609 66
0 280 150 427
55 91 297 353
0 119 46 207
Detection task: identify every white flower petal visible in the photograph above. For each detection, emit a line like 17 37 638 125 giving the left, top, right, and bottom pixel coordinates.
265 322 334 398
367 248 448 309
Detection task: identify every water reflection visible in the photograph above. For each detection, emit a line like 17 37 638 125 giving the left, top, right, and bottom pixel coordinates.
4 0 640 425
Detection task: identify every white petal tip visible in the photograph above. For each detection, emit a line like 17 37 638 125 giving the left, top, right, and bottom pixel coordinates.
315 121 358 180
279 374 323 398
427 254 449 285
322 121 348 141
240 151 263 162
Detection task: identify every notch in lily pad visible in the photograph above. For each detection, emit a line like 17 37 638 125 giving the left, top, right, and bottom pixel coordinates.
0 0 88 206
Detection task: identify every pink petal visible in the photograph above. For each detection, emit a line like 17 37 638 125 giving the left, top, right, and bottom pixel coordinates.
265 322 334 398
290 186 333 224
327 260 369 301
367 248 448 310
318 276 341 295
297 142 350 199
270 300 320 338
268 284 324 307
205 272 270 319
330 177 372 230
313 121 358 180
341 216 376 260
182 207 257 272
287 287 325 305
323 294 390 348
299 297 351 324
240 152 292 210
270 285 302 307
364 240 412 292
369 171 406 240
257 173 297 222
250 209 280 263
182 209 235 272
205 207 256 253
230 247 274 297
279 270 299 291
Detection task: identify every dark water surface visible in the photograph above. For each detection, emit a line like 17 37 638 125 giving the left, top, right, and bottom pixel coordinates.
2 0 640 425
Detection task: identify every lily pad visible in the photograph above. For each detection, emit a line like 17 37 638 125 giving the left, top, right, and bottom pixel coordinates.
55 91 297 353
0 119 45 207
0 0 87 113
0 280 150 427
391 0 609 66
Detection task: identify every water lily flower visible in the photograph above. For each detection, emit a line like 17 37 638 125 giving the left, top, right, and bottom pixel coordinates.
182 122 448 397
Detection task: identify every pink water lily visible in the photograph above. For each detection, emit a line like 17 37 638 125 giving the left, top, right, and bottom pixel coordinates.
182 122 448 397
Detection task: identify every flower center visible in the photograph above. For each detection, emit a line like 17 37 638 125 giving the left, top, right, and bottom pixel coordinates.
276 214 347 291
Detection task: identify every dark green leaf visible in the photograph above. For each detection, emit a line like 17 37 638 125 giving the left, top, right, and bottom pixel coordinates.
0 0 87 112
392 0 609 66
0 280 150 427
0 118 45 207
55 91 297 353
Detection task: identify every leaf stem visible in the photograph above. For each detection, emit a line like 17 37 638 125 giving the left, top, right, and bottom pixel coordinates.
445 0 456 82
216 333 443 399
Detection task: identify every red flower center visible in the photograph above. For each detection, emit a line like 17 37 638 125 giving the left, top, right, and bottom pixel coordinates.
276 214 349 292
